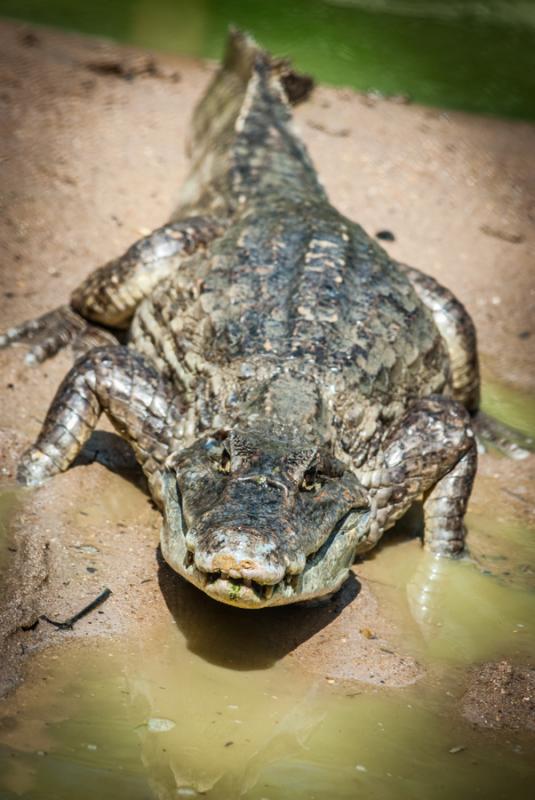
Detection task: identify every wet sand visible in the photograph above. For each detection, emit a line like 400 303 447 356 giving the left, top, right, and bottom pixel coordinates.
0 19 534 731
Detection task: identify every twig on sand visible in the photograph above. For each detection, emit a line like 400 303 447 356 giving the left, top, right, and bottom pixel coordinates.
41 588 112 630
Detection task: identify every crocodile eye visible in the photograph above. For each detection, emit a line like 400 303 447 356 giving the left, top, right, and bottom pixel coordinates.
218 447 231 474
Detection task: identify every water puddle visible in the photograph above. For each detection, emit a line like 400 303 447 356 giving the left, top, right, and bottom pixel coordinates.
365 531 535 668
1 521 534 798
481 379 535 440
0 597 533 800
0 381 534 798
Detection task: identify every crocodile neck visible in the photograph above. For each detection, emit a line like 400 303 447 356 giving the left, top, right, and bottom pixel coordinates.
231 367 329 447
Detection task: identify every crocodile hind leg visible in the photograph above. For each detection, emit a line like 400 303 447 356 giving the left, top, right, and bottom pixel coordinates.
18 346 183 501
0 305 120 364
356 395 477 556
400 265 480 411
399 265 532 457
0 216 224 363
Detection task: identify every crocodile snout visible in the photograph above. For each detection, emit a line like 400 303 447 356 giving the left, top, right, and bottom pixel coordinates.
192 528 290 585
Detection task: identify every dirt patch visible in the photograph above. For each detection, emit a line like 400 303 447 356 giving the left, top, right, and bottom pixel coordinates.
0 438 163 695
462 660 535 733
0 20 534 701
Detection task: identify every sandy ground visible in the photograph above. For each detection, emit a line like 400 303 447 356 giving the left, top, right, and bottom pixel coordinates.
462 660 535 733
0 20 534 728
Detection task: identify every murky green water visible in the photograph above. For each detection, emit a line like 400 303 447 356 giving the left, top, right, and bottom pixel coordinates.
0 619 533 800
482 379 535 441
1 0 534 120
0 380 534 799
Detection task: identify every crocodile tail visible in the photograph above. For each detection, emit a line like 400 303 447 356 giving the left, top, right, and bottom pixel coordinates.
186 28 313 168
223 28 314 106
177 29 320 216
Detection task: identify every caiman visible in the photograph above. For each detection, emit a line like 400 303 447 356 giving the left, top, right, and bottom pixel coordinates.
1 31 484 608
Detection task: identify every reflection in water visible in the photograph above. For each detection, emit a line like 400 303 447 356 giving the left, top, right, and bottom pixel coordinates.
407 552 445 632
406 550 535 665
131 635 326 798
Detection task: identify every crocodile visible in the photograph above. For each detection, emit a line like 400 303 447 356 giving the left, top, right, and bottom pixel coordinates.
1 31 481 609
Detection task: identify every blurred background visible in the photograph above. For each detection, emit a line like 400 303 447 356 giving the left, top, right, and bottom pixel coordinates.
0 0 534 119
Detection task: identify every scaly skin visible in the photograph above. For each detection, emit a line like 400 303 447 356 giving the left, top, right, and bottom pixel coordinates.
1 31 478 608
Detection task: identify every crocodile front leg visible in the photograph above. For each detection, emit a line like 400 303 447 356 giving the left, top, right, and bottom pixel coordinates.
356 395 477 556
18 346 184 501
0 216 224 363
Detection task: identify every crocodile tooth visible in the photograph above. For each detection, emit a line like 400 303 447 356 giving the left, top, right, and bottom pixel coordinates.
264 584 274 600
194 568 207 587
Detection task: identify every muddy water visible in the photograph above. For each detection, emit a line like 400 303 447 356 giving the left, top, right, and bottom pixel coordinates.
481 379 535 441
0 386 534 799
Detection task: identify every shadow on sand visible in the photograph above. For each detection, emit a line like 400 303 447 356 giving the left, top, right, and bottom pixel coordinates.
157 548 360 671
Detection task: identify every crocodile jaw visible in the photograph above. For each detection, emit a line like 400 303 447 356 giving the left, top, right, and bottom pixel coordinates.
160 472 369 609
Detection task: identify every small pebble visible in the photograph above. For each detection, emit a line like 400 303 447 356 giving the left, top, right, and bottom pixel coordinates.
147 717 175 733
75 545 99 554
375 230 395 242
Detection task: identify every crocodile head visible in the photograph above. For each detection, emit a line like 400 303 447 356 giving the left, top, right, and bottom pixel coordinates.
160 424 370 608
